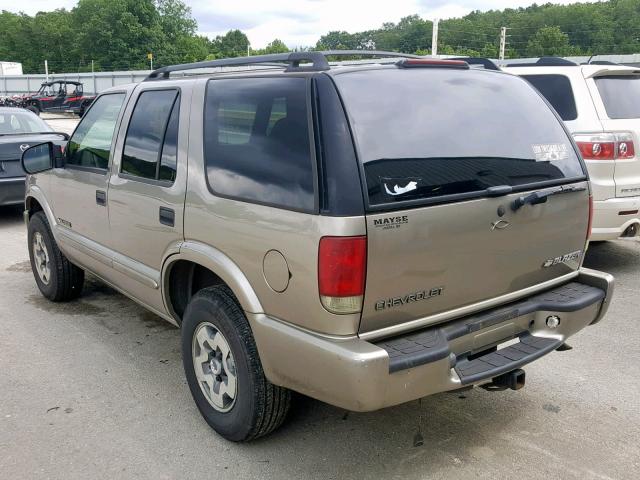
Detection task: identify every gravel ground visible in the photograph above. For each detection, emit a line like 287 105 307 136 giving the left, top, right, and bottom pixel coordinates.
0 113 638 479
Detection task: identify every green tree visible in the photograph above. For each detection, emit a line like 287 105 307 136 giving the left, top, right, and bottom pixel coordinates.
526 26 572 57
252 39 289 55
208 29 250 59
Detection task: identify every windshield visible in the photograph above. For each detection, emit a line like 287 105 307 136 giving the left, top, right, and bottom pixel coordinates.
333 68 584 207
0 110 51 135
595 75 640 119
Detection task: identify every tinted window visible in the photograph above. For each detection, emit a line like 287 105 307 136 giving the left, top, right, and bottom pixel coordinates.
334 68 584 208
522 74 578 121
595 75 640 119
67 93 125 169
122 89 179 182
0 111 50 134
204 78 314 212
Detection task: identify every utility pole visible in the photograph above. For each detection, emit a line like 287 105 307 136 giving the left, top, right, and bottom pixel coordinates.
91 60 94 73
44 59 49 82
431 19 439 57
247 44 250 56
148 52 153 71
499 27 508 60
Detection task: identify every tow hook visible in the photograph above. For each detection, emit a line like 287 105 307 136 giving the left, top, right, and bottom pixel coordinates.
481 369 526 391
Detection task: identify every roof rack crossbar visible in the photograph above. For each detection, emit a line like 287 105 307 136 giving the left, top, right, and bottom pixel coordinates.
144 50 424 80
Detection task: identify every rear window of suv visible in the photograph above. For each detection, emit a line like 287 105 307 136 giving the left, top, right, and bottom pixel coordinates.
521 74 578 121
595 75 640 119
333 68 584 209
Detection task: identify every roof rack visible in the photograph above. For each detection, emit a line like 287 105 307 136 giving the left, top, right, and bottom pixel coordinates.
504 57 578 67
450 57 500 71
144 50 424 80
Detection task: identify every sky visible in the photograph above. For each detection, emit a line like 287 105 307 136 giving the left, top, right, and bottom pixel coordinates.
0 0 592 48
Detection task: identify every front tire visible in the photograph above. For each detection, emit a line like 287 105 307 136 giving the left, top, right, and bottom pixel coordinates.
27 212 84 301
181 285 291 441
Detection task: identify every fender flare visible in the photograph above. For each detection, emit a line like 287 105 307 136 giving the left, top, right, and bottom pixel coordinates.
25 186 57 230
161 240 264 319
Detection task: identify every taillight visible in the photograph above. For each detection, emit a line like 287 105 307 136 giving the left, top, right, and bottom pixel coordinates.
318 236 367 314
617 133 635 159
587 195 593 241
573 132 636 160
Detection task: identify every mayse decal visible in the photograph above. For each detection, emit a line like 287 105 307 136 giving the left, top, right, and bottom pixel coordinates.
373 215 409 230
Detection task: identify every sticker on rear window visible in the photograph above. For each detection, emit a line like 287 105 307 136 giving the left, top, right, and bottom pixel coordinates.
381 177 422 197
532 143 570 162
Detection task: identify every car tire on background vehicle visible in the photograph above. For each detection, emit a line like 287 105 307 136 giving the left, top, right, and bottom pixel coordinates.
181 285 291 442
26 105 40 116
27 212 84 301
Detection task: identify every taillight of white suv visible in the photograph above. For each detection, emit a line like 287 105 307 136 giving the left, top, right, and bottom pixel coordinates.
573 132 635 160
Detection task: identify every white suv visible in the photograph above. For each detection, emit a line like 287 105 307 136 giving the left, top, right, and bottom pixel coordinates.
503 58 640 241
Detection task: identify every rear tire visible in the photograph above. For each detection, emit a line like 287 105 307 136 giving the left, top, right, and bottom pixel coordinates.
181 285 291 441
28 212 84 301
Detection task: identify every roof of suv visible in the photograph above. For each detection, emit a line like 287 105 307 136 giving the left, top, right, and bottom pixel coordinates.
139 50 508 82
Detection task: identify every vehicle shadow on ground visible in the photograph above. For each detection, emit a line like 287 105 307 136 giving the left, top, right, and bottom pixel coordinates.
0 205 24 227
583 239 640 274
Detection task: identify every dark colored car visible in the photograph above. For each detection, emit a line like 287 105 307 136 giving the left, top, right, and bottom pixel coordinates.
0 107 67 206
22 81 95 117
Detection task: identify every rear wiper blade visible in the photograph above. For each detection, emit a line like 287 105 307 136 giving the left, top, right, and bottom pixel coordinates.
511 184 587 211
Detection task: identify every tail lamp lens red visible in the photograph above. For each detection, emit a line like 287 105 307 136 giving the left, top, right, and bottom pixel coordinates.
318 236 366 314
574 132 636 160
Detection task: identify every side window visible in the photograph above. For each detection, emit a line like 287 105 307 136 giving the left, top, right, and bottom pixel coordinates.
204 78 315 212
522 74 578 121
121 89 180 183
67 93 126 170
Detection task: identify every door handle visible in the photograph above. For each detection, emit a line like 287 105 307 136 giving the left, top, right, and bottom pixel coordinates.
159 207 175 227
96 190 106 206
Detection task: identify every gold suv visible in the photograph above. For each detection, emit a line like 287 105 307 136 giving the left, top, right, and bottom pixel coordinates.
21 52 614 441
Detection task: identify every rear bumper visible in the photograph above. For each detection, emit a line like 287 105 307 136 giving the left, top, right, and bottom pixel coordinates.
0 177 25 206
250 268 614 412
591 196 640 241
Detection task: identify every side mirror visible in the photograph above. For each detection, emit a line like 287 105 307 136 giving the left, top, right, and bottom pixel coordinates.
21 142 64 174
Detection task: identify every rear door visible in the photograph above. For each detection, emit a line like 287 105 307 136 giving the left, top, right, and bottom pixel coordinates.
107 85 188 313
332 67 591 334
587 69 640 198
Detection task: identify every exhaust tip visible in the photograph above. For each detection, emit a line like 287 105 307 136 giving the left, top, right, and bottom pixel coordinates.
622 223 639 238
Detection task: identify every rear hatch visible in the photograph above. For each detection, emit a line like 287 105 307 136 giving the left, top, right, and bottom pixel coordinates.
332 66 591 335
589 69 640 197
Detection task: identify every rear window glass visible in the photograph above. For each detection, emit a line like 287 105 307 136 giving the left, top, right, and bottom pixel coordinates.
333 68 584 208
204 77 315 212
595 75 640 119
522 74 577 121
